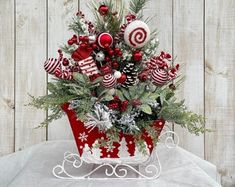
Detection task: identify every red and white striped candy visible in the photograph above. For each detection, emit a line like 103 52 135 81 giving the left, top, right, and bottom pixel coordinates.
151 69 169 85
44 58 61 74
54 67 62 78
102 74 117 88
62 70 73 80
77 56 99 76
54 67 73 80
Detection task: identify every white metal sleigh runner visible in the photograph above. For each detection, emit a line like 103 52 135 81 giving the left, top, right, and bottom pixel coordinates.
52 129 179 180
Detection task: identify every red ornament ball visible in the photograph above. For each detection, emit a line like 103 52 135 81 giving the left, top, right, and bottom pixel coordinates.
97 33 113 48
108 49 114 56
114 48 121 54
62 58 69 66
100 65 112 75
138 70 149 82
112 61 119 69
133 51 143 61
104 56 111 62
117 74 127 84
98 5 109 15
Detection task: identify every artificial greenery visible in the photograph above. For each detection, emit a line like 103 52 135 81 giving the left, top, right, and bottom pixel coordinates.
29 0 207 155
129 0 148 15
89 0 124 36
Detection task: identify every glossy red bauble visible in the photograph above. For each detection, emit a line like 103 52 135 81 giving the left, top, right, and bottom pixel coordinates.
104 56 111 62
112 61 119 69
133 51 143 61
97 33 113 48
98 5 109 15
117 74 127 84
100 65 112 75
114 48 121 54
62 58 69 66
108 49 114 56
68 39 74 45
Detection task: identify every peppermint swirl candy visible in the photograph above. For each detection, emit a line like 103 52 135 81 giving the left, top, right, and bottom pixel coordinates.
124 20 150 49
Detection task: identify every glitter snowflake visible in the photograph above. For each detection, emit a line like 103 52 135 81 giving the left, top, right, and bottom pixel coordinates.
78 132 88 142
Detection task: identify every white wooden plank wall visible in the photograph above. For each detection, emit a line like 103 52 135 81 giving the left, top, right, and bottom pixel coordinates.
15 0 47 151
205 0 235 186
47 0 78 140
173 0 205 158
0 0 15 156
0 0 234 186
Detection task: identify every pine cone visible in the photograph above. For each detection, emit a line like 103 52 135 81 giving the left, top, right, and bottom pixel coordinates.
122 62 138 87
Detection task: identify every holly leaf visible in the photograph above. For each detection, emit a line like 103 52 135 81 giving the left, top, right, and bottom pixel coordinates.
128 86 137 98
139 104 152 114
121 88 131 100
103 95 114 101
97 87 109 98
116 89 125 101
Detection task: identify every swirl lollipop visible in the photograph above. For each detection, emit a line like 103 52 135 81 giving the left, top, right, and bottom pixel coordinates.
124 20 150 48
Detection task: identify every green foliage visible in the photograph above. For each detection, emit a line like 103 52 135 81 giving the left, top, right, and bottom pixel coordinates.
139 104 152 114
28 0 208 155
89 0 124 36
60 44 76 55
129 0 148 15
159 100 206 135
28 74 102 127
68 16 87 34
114 80 207 135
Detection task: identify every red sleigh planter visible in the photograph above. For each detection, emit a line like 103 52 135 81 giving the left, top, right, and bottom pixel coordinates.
62 103 165 161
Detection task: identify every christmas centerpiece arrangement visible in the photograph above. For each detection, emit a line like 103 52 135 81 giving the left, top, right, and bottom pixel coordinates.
30 0 205 161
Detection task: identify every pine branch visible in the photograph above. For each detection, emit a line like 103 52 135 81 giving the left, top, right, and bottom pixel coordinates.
68 17 87 34
89 0 124 35
159 100 207 135
60 44 76 55
129 0 148 15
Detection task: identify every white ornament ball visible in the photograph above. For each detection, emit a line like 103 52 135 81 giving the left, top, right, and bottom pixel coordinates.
95 52 105 62
88 35 96 44
113 71 122 78
124 20 150 48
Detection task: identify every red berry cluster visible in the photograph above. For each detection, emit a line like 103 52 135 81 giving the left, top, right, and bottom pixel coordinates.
105 47 122 70
68 35 97 50
108 96 129 113
125 14 136 23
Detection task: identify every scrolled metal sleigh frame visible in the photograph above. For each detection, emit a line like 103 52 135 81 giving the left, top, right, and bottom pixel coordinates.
52 130 179 180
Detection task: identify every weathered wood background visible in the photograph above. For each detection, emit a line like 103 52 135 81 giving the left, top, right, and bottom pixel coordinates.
0 0 234 186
